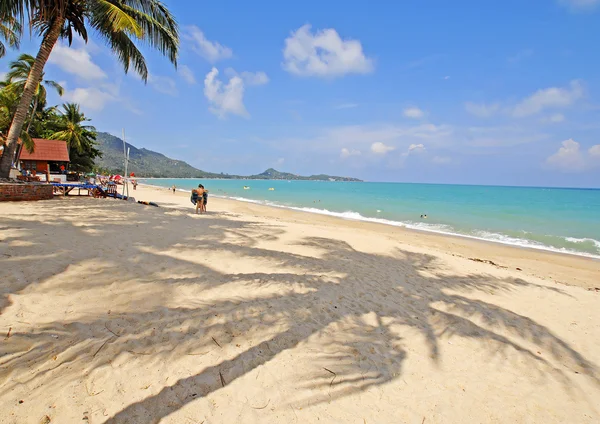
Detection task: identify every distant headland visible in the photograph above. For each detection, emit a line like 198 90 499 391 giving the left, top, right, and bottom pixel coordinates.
95 132 362 181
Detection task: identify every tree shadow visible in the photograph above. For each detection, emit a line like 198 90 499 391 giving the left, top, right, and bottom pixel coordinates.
0 199 598 423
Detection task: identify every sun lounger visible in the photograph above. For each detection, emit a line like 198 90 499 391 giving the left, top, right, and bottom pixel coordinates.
51 182 100 196
90 185 129 200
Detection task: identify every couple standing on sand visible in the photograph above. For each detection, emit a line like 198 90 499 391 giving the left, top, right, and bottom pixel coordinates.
191 184 208 214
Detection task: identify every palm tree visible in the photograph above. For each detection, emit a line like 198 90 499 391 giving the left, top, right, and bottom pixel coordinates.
48 103 101 172
0 1 179 178
0 16 20 58
6 53 64 133
0 86 34 156
49 103 97 153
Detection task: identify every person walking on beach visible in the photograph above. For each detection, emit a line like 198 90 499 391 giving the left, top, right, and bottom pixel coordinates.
172 185 176 193
191 184 205 214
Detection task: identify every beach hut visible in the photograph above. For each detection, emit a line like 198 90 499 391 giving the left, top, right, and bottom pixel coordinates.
18 139 70 181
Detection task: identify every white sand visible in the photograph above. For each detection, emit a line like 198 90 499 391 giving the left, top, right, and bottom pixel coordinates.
1 184 599 423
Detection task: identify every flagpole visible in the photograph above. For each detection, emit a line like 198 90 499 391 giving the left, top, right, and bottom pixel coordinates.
122 129 128 199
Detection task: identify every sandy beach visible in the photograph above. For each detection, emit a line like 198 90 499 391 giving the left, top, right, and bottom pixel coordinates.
1 184 599 423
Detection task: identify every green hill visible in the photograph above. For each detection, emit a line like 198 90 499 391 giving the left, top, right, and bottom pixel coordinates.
94 132 214 178
94 132 361 181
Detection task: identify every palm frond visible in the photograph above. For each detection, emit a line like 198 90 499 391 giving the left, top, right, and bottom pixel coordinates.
95 26 148 80
89 0 143 37
0 17 21 57
46 103 96 153
44 79 64 96
89 0 179 81
116 2 178 65
0 1 33 28
20 130 34 153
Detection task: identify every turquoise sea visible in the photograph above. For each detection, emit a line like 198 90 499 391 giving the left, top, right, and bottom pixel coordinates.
141 179 600 259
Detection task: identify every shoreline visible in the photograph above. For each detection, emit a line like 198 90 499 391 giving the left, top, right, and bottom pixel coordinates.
140 182 600 263
137 183 599 289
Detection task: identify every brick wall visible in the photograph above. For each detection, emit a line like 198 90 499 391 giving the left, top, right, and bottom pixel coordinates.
0 183 54 202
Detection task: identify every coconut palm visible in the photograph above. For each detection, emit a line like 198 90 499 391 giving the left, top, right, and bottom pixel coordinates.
5 53 64 133
0 0 179 178
49 103 96 153
47 103 101 172
0 88 18 135
0 16 21 58
0 86 34 155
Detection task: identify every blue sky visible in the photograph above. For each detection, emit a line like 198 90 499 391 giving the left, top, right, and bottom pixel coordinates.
2 0 600 187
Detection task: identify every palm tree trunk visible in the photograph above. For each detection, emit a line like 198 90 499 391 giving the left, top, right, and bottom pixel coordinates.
0 17 64 179
15 96 39 164
26 96 39 134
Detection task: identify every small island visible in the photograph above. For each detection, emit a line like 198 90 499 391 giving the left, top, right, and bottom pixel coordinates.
246 168 361 182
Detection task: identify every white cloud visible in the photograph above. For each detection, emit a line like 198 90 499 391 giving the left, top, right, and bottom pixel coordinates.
179 65 196 84
0 72 6 81
466 81 584 120
444 76 450 80
64 88 113 110
400 143 426 159
403 107 425 119
148 74 177 95
545 139 600 172
62 82 141 114
512 80 584 117
541 113 565 124
268 121 552 159
204 67 248 118
407 143 426 154
340 148 361 158
48 43 107 80
334 103 359 110
276 157 285 165
432 155 452 164
546 139 586 172
466 126 549 147
558 0 600 11
394 143 428 168
325 124 452 148
241 71 269 86
63 83 118 111
371 142 395 154
185 26 233 63
225 68 269 86
282 24 374 78
465 102 501 118
282 123 451 160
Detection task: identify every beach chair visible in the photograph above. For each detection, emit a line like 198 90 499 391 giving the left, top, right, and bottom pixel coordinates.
51 183 101 196
106 184 118 197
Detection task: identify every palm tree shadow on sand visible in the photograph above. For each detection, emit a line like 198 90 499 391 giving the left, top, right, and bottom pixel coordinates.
1 200 598 423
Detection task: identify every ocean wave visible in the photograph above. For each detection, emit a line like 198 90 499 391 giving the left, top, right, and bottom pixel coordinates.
565 237 600 249
140 184 600 259
221 195 600 259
